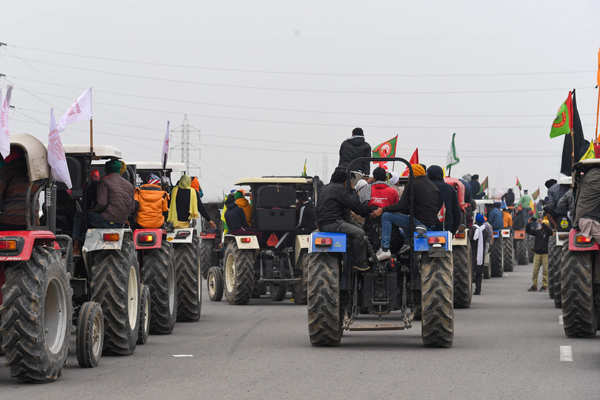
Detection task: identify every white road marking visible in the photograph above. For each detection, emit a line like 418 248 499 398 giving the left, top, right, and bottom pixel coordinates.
558 314 563 325
560 346 573 362
172 354 194 358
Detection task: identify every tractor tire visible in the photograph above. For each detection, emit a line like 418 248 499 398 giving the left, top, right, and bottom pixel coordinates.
307 253 342 346
490 237 504 277
527 235 535 263
142 240 177 333
137 285 150 345
175 236 202 321
293 251 308 305
76 301 104 368
223 242 256 305
270 284 287 301
207 267 224 301
548 237 559 300
0 246 72 382
90 239 140 356
515 239 528 265
483 262 491 279
561 251 597 338
502 235 514 272
421 254 454 348
199 239 215 280
553 246 567 309
452 244 472 309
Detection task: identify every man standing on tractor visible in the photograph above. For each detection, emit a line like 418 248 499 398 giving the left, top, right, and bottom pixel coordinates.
167 175 216 229
368 167 399 208
373 164 441 261
501 188 515 207
503 206 513 228
316 167 373 271
518 189 533 212
338 127 371 175
88 159 135 228
0 147 30 229
134 174 169 228
526 216 552 291
487 202 504 231
427 165 460 234
471 175 483 200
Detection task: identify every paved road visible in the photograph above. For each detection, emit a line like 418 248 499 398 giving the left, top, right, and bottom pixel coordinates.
1 264 599 400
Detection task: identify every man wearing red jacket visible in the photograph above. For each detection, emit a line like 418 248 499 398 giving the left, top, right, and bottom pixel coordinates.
368 167 399 208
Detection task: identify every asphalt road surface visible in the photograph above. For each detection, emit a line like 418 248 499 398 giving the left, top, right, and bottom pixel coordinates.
1 264 599 400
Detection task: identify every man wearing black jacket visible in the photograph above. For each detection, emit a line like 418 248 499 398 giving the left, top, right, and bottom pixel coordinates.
338 127 371 175
224 194 249 234
426 165 460 234
501 188 515 207
526 217 552 292
317 167 372 270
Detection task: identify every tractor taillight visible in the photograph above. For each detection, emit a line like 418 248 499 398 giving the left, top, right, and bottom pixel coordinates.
454 233 465 239
314 237 333 247
575 235 593 245
0 240 17 251
240 237 252 243
103 233 120 242
428 236 446 245
137 233 155 244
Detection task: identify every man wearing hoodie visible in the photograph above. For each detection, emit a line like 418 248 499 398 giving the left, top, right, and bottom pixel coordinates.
427 165 461 234
338 127 371 175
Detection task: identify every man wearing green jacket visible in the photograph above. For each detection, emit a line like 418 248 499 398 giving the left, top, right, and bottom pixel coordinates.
518 189 533 211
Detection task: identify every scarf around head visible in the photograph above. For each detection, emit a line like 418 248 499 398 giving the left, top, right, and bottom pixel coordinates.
167 175 199 227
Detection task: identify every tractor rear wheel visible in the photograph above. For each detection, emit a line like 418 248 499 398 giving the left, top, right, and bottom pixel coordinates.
0 246 72 382
515 239 528 265
553 246 567 309
293 251 309 305
175 236 202 321
421 254 454 348
90 239 140 355
561 251 597 338
307 253 342 346
452 244 472 309
502 235 514 272
142 240 177 333
490 237 503 277
223 242 256 305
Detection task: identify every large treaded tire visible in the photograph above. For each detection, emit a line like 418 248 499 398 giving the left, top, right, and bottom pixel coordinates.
307 253 342 346
90 239 140 356
175 236 202 321
490 237 504 277
561 250 597 338
76 301 104 368
0 246 72 382
502 235 514 272
293 251 308 305
421 254 454 348
553 245 567 309
199 239 215 280
223 242 256 305
548 236 559 299
207 267 224 301
515 239 528 265
142 240 177 333
452 244 472 309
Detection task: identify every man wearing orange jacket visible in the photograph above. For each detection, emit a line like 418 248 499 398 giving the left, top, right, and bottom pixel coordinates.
134 174 169 228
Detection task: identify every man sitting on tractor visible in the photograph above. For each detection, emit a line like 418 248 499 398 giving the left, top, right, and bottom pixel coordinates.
0 147 30 229
224 193 250 234
503 206 513 228
88 159 134 228
316 167 373 271
134 174 169 228
234 191 253 227
368 167 399 208
372 164 441 261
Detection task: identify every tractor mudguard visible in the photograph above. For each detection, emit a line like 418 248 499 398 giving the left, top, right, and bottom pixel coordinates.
500 229 511 239
452 228 468 246
134 228 164 250
513 230 526 240
83 228 129 252
414 230 452 253
309 232 347 253
166 228 195 244
0 231 56 262
224 234 260 250
568 228 600 252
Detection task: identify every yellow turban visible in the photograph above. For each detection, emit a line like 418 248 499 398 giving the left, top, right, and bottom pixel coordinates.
411 164 426 177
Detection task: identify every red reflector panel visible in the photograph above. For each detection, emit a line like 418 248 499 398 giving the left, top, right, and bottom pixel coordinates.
266 233 279 247
103 233 120 242
240 237 252 243
314 237 333 246
428 236 446 245
0 240 17 251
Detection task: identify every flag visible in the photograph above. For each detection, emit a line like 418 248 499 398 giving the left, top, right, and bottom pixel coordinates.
532 188 540 200
372 135 398 170
302 158 307 177
48 109 72 188
401 148 419 176
579 140 596 162
560 90 589 175
479 176 488 195
549 91 573 138
0 85 13 159
516 177 522 191
59 88 92 130
445 132 460 172
162 120 170 169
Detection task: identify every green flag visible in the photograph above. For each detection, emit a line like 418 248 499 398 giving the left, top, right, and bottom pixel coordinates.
549 91 573 138
479 176 488 195
445 132 460 172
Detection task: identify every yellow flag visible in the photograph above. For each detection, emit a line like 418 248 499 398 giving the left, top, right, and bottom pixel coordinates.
579 141 595 162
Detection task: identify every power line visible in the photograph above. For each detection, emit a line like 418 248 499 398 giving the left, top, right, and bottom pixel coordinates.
8 43 595 78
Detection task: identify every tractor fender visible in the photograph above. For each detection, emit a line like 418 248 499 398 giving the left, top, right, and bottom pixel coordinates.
224 234 260 250
83 228 129 253
0 231 56 262
133 228 164 250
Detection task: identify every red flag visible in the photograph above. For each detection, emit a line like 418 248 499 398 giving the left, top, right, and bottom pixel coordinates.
401 148 419 176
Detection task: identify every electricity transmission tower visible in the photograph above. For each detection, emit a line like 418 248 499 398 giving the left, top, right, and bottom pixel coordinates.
169 114 202 177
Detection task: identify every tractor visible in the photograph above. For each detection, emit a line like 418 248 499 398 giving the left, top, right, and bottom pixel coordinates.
307 158 454 348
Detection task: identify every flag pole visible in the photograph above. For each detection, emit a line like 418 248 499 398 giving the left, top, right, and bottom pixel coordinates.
89 118 94 154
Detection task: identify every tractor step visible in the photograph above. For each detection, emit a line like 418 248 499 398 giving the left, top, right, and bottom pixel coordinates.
346 321 411 331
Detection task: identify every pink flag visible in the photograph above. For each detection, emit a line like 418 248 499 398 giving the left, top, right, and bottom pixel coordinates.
48 108 72 188
0 85 13 158
162 120 170 168
59 87 92 130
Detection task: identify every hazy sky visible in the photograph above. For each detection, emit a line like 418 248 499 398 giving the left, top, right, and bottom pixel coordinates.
2 0 599 201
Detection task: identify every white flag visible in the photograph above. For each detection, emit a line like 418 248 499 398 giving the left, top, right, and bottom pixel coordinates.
0 85 13 159
162 120 170 167
48 108 72 188
59 87 92 130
